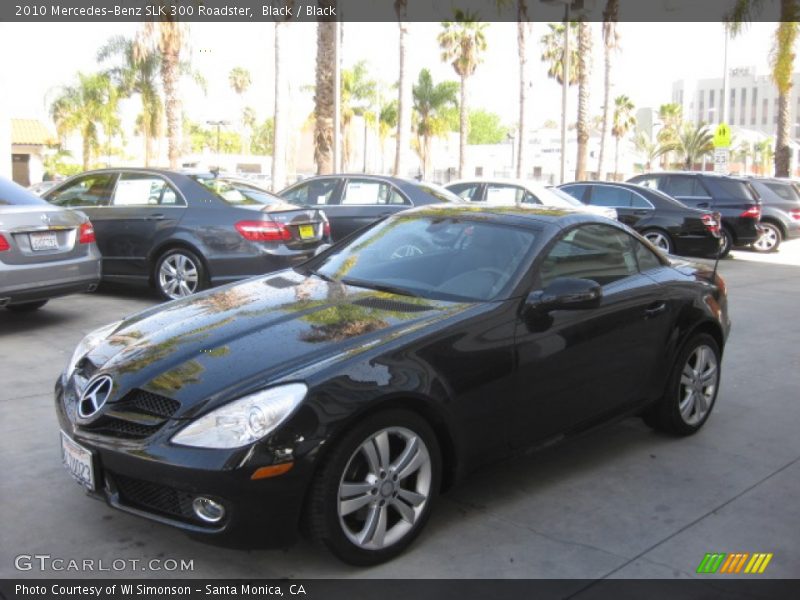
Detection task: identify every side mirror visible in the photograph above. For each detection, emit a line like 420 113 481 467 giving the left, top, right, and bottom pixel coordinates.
313 243 333 257
525 277 602 314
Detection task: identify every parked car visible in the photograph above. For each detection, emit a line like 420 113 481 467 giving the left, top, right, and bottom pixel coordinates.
445 178 618 220
627 172 761 257
43 169 331 300
278 174 461 240
743 178 800 252
27 180 59 196
0 176 101 311
559 181 721 257
57 204 729 565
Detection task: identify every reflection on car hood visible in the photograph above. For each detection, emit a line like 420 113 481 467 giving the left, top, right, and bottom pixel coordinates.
85 272 474 417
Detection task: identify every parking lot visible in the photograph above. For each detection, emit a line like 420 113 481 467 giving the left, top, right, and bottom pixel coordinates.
1 246 799 582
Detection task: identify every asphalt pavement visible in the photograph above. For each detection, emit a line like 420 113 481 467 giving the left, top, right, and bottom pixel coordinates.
1 244 799 581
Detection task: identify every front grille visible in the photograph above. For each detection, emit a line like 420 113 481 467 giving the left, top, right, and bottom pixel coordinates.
111 473 197 523
81 389 180 440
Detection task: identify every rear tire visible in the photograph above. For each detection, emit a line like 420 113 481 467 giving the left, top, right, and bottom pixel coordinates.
5 300 48 312
642 229 674 254
304 409 442 566
154 248 207 301
752 222 782 253
643 333 721 436
718 227 733 258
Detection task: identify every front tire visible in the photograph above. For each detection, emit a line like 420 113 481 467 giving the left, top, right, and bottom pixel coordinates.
154 248 207 301
304 409 442 566
752 222 782 253
643 333 721 436
5 300 48 312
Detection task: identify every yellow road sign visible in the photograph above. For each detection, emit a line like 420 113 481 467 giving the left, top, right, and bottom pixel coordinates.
713 123 732 148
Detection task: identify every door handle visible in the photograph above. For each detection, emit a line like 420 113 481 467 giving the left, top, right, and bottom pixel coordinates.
697 202 710 208
644 302 667 318
633 209 649 215
146 214 166 221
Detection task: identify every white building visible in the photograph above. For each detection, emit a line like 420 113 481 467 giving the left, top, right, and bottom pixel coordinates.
673 66 800 137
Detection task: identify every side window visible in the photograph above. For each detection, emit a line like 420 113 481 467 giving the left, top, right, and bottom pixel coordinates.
282 179 338 205
630 192 653 209
560 184 588 202
341 179 409 205
485 184 526 205
539 224 639 287
631 236 664 271
632 176 659 190
447 182 481 201
589 186 633 208
664 176 706 197
112 173 182 206
47 174 117 207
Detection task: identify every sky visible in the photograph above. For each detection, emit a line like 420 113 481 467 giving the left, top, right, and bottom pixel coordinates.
0 21 780 134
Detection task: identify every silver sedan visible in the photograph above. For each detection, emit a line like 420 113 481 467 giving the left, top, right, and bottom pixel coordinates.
0 177 101 311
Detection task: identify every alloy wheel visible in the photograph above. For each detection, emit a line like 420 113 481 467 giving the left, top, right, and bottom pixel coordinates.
158 253 200 299
337 426 432 550
678 344 718 426
753 223 780 252
644 231 672 252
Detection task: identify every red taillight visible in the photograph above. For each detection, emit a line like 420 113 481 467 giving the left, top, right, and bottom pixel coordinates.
235 220 291 242
323 221 331 238
740 205 761 219
701 214 721 237
0 234 9 252
790 208 800 221
78 222 96 244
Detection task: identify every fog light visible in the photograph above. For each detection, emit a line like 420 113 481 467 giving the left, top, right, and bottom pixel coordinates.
192 497 225 523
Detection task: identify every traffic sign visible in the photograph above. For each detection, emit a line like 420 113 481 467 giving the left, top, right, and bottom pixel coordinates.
713 123 732 148
713 148 729 173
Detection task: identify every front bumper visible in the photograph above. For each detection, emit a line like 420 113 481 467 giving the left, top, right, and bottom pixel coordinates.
54 379 315 549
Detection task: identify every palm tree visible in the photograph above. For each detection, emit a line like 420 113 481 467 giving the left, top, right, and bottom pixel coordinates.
98 36 162 166
515 1 533 178
438 11 488 178
657 102 683 168
314 14 336 174
729 0 798 177
611 94 635 180
412 69 459 180
135 7 188 168
340 61 377 171
272 9 293 191
755 138 775 175
393 0 412 178
736 140 754 175
540 22 580 87
597 0 620 180
575 20 593 180
633 130 668 173
676 122 714 169
242 106 257 154
229 67 251 155
378 100 398 173
50 72 120 170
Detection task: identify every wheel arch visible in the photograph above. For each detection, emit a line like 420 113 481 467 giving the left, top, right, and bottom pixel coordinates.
148 239 210 284
759 216 786 239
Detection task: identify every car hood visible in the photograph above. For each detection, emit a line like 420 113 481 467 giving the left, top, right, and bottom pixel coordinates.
85 271 474 418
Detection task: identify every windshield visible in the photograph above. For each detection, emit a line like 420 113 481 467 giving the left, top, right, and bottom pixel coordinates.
192 176 282 206
0 178 49 206
304 214 539 302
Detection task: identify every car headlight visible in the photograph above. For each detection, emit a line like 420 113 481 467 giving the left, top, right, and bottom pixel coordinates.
171 383 308 449
64 321 122 379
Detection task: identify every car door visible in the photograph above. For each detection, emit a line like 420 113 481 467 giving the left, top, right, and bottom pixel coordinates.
584 185 644 228
45 172 118 256
103 172 186 278
484 182 532 206
329 178 412 240
661 175 713 210
510 223 671 447
280 178 343 238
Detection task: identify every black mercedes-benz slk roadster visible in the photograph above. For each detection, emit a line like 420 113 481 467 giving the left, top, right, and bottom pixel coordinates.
56 204 730 565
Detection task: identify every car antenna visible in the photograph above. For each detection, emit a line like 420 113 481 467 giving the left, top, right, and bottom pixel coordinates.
712 211 723 281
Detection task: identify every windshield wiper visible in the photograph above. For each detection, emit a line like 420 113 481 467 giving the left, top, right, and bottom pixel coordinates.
303 268 336 283
340 278 421 298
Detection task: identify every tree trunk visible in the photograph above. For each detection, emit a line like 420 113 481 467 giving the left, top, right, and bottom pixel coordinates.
776 90 791 177
272 21 288 191
394 19 411 177
144 133 153 167
422 135 431 181
82 130 91 171
613 136 620 180
575 21 591 181
314 20 335 175
597 40 612 181
161 49 181 170
516 12 531 179
459 74 467 179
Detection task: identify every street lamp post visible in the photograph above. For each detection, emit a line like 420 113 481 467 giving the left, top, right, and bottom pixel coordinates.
206 120 228 161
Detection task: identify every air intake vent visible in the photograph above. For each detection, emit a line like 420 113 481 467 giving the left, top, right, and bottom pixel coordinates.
352 297 435 313
265 276 299 289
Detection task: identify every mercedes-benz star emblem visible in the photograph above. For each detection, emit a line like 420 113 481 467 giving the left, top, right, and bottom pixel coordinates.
40 213 51 224
78 375 113 419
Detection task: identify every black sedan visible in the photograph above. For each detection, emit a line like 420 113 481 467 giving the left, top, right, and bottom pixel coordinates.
279 174 461 240
56 205 729 565
559 181 721 257
43 169 331 299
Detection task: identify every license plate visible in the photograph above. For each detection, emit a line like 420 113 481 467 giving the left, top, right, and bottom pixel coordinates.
298 224 315 240
61 432 95 490
30 231 58 251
